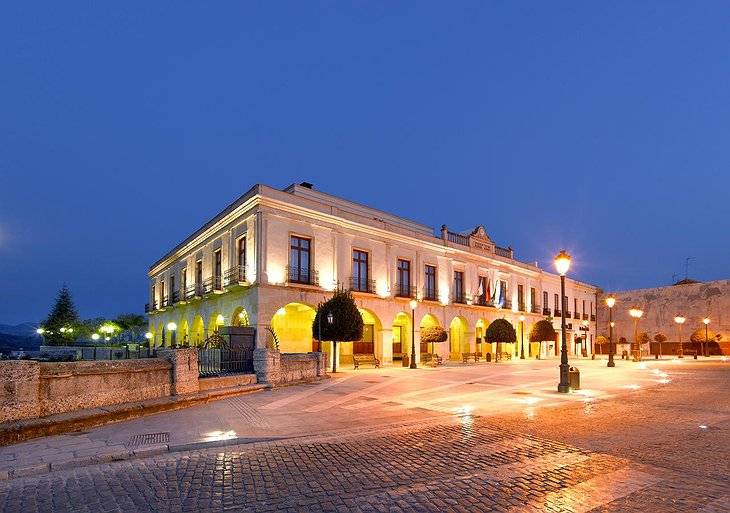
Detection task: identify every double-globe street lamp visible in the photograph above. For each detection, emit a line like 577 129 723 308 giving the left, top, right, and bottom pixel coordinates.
629 306 643 362
674 314 686 358
703 317 711 357
409 299 418 369
606 295 616 367
555 250 571 393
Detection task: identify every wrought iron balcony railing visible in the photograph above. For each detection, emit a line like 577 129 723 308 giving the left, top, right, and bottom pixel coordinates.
554 309 562 317
349 276 376 293
186 283 202 299
542 307 551 316
144 303 150 313
582 313 589 320
574 312 581 320
287 266 319 286
531 304 541 314
159 296 169 309
394 283 417 299
423 288 439 302
475 297 495 308
517 301 526 312
591 314 596 322
452 293 466 304
172 290 182 304
565 310 572 318
224 265 247 286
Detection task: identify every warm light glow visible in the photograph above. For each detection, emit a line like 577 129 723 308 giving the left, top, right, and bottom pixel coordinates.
674 315 686 325
167 322 177 331
703 317 710 325
36 328 44 334
91 333 100 341
519 314 525 322
605 295 616 308
583 320 588 327
629 306 643 319
203 430 237 442
216 314 224 324
276 308 286 316
60 327 66 333
145 332 153 340
554 250 571 276
409 299 417 310
239 312 245 318
610 321 615 327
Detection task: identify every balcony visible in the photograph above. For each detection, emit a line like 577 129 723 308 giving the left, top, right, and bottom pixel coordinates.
475 297 494 308
591 314 596 322
394 283 417 299
542 307 551 316
172 289 183 304
349 276 376 294
554 309 562 317
423 287 439 302
144 303 151 314
574 312 581 320
582 313 589 320
287 266 319 287
224 265 247 287
496 299 512 310
452 293 467 305
531 304 541 314
494 245 514 259
517 301 526 312
186 283 202 300
565 311 572 318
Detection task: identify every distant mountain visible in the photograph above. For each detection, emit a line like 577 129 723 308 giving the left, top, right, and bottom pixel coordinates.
0 323 42 351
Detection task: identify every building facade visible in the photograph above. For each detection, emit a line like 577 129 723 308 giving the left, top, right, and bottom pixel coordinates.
147 183 599 366
597 279 730 356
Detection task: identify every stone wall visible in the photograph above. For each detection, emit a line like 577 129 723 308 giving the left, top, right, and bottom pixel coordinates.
597 279 730 355
0 361 41 424
253 349 327 385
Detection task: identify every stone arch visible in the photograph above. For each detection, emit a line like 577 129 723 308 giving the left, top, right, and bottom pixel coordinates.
419 314 440 354
270 302 316 354
208 312 224 338
191 315 205 346
232 307 250 327
475 318 489 355
449 316 469 360
392 311 413 361
349 308 383 362
156 322 164 347
177 318 189 347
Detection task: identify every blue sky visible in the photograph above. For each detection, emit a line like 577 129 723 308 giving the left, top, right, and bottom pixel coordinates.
1 2 729 324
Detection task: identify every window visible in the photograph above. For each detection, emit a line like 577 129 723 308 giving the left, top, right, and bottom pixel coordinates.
181 268 187 293
396 259 411 297
214 249 222 288
424 265 437 301
574 298 578 315
543 291 549 310
554 293 559 311
170 274 176 302
498 280 508 306
453 271 464 303
289 235 312 284
582 300 586 316
352 249 369 291
531 287 537 308
195 260 203 290
477 275 488 305
517 284 525 310
590 301 594 316
160 280 166 306
151 284 156 308
237 236 246 281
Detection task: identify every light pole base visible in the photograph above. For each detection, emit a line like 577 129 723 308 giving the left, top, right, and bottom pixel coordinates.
409 362 417 369
557 383 571 393
607 361 616 367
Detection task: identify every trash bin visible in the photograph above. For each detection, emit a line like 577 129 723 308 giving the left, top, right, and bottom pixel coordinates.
402 354 410 367
486 352 492 362
568 366 580 390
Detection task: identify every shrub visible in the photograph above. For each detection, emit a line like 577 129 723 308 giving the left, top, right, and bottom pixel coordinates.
528 320 556 343
637 332 650 344
654 333 667 343
420 326 448 343
485 318 517 343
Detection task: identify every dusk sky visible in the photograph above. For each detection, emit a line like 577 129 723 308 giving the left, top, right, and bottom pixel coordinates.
2 2 730 325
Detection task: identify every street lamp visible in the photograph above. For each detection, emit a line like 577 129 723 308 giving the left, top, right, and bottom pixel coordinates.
703 317 710 357
581 320 589 357
555 250 571 393
409 299 418 369
519 314 525 359
606 295 616 367
629 306 643 362
327 312 336 372
145 331 153 347
91 333 100 342
674 314 686 358
167 322 177 347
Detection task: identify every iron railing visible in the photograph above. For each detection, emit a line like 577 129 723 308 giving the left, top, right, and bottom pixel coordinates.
349 277 376 293
287 266 319 286
475 298 495 308
495 246 513 258
452 293 466 304
144 303 150 313
446 231 469 246
160 296 169 309
172 290 181 304
574 312 581 320
582 313 589 320
591 314 596 321
185 283 202 299
543 307 551 316
394 283 417 299
423 287 439 302
531 304 541 314
517 302 526 312
565 311 572 318
224 265 247 286
198 348 254 377
554 309 562 317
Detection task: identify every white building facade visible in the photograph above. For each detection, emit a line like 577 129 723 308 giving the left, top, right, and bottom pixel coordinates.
147 183 599 366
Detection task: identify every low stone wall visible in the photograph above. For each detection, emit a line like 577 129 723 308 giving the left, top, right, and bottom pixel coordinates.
199 374 257 391
253 349 327 385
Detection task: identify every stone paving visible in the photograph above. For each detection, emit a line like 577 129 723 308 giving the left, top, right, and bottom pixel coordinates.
0 357 728 512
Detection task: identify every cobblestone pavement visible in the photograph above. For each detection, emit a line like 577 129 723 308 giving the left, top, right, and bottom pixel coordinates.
1 362 729 512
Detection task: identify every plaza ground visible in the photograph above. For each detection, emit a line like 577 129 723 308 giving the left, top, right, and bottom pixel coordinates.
1 356 729 512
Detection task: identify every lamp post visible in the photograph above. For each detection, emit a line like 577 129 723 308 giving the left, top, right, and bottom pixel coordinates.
703 317 710 357
629 306 643 362
674 315 685 358
581 320 589 357
519 314 525 359
555 250 571 393
167 322 177 347
606 296 616 367
409 299 418 369
327 312 336 372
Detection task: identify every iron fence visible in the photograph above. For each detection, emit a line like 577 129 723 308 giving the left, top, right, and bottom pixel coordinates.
198 347 254 377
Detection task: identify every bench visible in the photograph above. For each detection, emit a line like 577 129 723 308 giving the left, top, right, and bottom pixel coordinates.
675 348 698 359
462 352 479 363
495 351 512 362
353 354 380 370
422 353 443 365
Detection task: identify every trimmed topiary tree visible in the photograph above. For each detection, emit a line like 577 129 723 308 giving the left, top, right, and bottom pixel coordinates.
690 327 718 356
312 287 363 372
596 335 608 355
420 326 448 356
528 319 555 359
654 333 667 357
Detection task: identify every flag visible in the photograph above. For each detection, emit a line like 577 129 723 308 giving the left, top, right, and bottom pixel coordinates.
477 279 484 298
485 277 492 302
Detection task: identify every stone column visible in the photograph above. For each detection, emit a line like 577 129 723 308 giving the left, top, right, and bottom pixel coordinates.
158 348 199 396
253 348 281 385
310 351 328 377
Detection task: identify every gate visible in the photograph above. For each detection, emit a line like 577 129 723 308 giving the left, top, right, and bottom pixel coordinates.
198 326 255 377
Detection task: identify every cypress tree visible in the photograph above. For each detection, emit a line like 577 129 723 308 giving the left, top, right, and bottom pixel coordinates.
41 284 81 345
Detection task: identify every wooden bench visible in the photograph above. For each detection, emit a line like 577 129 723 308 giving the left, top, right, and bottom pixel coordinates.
462 352 479 363
422 353 443 365
495 351 512 362
353 354 380 370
